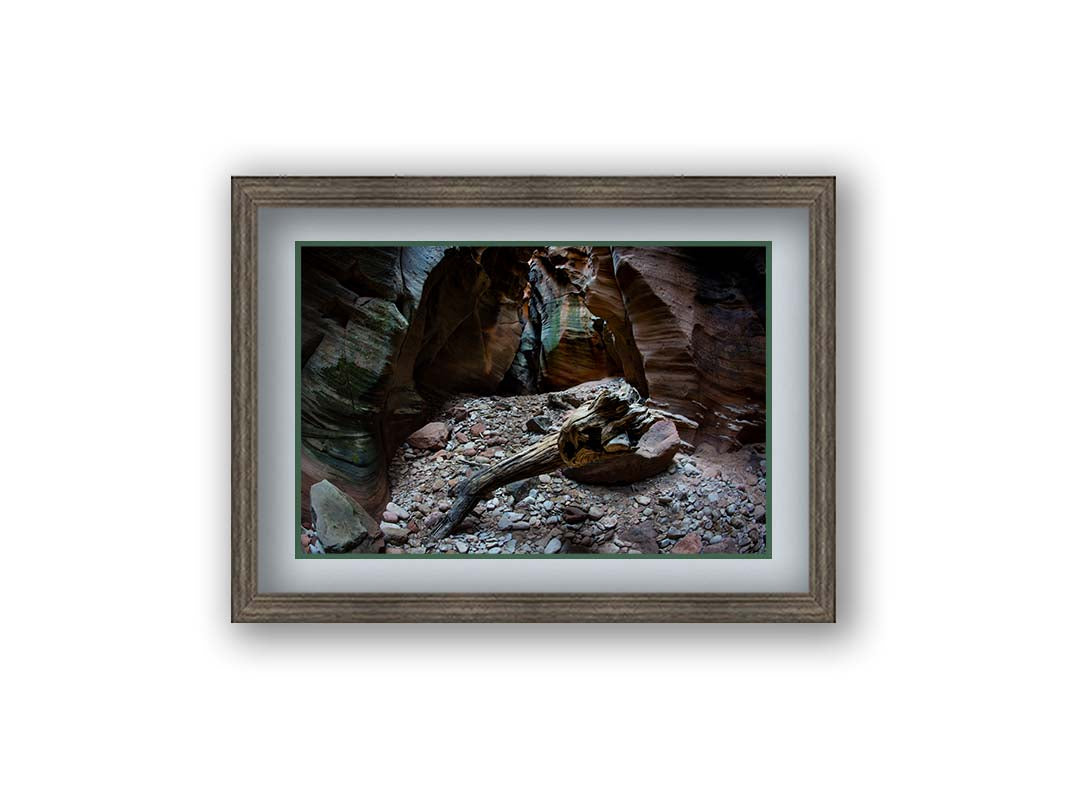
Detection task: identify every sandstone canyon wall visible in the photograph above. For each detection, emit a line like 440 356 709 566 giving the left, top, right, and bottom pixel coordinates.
300 244 766 519
300 246 532 519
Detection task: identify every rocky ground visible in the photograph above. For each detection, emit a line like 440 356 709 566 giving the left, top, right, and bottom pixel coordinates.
374 378 767 555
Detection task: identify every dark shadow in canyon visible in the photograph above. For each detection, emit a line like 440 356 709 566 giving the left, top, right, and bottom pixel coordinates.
299 245 767 533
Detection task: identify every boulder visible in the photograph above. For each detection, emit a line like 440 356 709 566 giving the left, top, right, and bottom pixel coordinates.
407 422 450 451
564 418 681 485
309 480 380 553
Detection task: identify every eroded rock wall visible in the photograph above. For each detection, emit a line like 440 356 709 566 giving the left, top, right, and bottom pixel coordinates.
505 245 767 451
611 246 766 450
300 246 531 519
301 244 767 520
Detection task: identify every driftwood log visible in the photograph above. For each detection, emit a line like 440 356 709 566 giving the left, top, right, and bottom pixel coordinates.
426 385 696 541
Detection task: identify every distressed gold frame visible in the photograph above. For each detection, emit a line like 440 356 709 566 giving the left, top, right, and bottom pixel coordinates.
232 177 835 622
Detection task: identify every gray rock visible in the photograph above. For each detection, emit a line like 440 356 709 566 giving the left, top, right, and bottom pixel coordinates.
506 478 534 499
380 521 409 544
544 537 563 554
309 480 379 553
525 415 552 434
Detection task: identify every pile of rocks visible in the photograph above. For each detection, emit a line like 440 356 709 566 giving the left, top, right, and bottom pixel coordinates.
373 378 767 555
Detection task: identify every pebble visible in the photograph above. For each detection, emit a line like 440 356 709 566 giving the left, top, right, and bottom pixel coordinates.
380 522 409 544
386 502 409 520
525 415 552 434
600 515 618 529
635 495 651 506
455 541 469 554
382 511 399 523
544 537 562 554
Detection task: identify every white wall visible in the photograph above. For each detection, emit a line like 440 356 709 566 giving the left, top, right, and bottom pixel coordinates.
2 2 1063 798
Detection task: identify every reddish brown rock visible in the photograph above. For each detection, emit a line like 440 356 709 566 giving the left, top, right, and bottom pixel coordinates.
611 246 766 450
470 421 486 436
407 421 451 450
672 532 703 555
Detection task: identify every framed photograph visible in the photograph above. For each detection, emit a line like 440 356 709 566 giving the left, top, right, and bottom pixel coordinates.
232 176 835 622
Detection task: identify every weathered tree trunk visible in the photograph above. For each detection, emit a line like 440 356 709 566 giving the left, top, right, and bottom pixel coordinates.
426 384 693 541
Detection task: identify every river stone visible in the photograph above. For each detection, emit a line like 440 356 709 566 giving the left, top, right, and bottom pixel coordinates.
380 521 409 544
616 522 660 554
672 532 703 555
386 501 410 520
309 480 380 553
544 537 563 554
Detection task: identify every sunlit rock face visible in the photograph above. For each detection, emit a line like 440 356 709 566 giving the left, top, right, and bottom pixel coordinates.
528 247 621 390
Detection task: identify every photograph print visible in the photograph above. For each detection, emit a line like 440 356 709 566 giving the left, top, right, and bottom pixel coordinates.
298 243 768 557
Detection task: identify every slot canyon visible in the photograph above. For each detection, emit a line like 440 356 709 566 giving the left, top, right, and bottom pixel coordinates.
300 244 767 555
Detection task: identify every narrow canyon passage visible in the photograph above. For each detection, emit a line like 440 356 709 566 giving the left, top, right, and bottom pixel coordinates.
299 244 767 555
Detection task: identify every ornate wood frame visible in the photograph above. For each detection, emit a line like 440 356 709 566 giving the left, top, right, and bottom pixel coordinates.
232 177 835 622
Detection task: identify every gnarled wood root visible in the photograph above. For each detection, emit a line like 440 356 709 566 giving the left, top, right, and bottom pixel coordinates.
426 384 695 541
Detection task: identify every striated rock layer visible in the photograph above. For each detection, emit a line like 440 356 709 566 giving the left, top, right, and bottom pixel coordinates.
301 244 766 519
503 245 766 452
300 246 532 519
